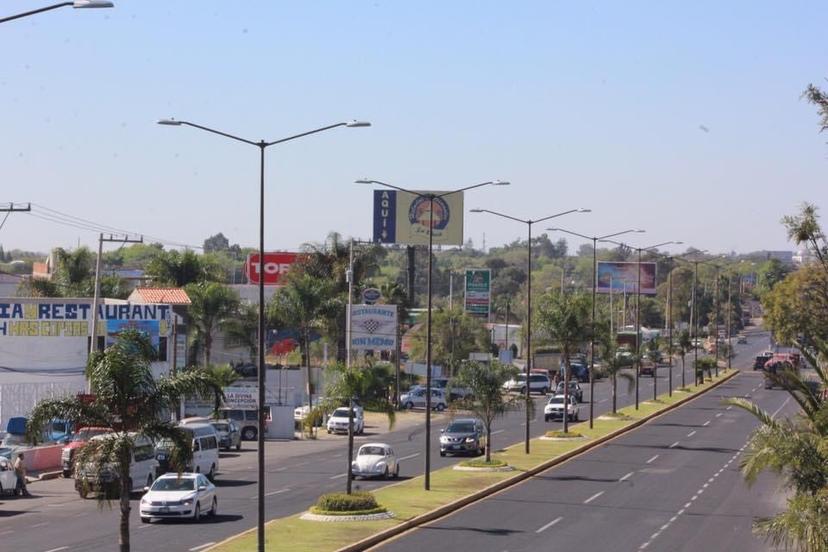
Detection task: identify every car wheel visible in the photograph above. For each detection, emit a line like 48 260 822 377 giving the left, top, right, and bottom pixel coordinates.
384 466 389 479
242 427 257 441
146 474 153 490
404 401 414 410
193 503 201 522
141 516 151 524
540 387 548 395
520 387 527 395
78 486 89 499
207 464 216 482
236 442 241 451
394 464 399 478
544 415 550 422
440 451 446 457
478 447 485 456
210 497 218 517
574 412 579 421
62 469 72 478
435 403 445 412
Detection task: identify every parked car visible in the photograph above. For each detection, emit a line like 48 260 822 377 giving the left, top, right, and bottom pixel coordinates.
399 387 448 411
555 381 583 403
544 394 580 422
139 472 217 523
156 423 220 481
503 373 550 395
439 418 486 457
210 419 241 451
219 407 269 441
351 443 399 479
431 378 473 401
75 433 158 498
0 456 19 496
61 427 113 478
326 407 364 435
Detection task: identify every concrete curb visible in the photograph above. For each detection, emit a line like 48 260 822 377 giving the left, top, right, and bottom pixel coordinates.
334 369 740 552
27 470 63 483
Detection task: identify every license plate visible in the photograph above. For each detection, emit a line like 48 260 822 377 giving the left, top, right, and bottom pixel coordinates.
160 507 169 513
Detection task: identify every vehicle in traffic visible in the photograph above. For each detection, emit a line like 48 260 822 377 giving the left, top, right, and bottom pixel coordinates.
560 359 590 383
219 407 269 441
139 472 217 523
351 443 399 479
156 423 220 481
736 334 748 344
61 426 112 478
0 456 19 496
639 356 656 377
431 378 473 401
399 387 448 411
75 433 158 498
555 381 583 403
439 418 486 457
502 373 551 395
544 394 580 422
753 352 773 370
326 407 364 435
210 419 241 451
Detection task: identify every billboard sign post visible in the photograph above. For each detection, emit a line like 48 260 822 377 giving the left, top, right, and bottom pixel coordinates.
596 261 657 295
373 190 464 245
464 268 491 317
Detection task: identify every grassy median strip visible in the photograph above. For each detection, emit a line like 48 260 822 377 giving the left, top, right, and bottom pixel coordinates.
209 371 736 552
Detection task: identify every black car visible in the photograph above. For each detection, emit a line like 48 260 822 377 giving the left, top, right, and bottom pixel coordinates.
555 381 584 403
754 352 773 371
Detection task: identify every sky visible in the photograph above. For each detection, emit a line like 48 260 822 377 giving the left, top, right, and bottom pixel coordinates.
1 1 827 257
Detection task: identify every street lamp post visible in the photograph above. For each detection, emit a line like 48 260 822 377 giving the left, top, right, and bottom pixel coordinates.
160 118 370 552
359 180 509 490
1 1 112 24
547 227 644 428
471 208 590 452
726 273 733 371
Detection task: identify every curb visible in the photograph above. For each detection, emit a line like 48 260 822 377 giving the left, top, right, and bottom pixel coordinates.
27 470 63 483
335 369 740 552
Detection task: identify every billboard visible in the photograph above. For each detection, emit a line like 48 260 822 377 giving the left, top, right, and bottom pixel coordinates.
464 268 491 317
348 305 398 351
596 261 657 295
372 189 464 245
246 252 299 285
222 386 258 409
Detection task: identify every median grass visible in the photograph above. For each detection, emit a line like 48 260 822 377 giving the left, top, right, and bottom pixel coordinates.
458 458 508 468
209 369 735 552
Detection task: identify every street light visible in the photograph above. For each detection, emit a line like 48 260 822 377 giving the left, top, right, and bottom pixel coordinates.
470 208 590 451
601 239 683 409
358 179 509 490
547 227 644 428
1 1 112 24
160 118 370 552
673 252 712 386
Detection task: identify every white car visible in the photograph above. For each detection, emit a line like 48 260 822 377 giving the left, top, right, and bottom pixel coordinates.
140 472 217 523
326 407 364 435
544 394 580 422
502 373 551 395
351 443 399 479
0 456 19 496
399 387 447 411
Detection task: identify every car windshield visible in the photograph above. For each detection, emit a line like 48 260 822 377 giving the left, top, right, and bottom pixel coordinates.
332 408 352 418
212 423 229 432
359 446 385 456
513 375 526 382
446 422 475 433
548 397 565 404
151 478 195 491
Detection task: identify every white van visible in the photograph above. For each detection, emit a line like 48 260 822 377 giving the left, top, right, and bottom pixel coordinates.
74 433 159 498
180 423 220 481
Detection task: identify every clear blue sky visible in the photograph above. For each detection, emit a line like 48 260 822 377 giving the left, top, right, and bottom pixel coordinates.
1 1 827 256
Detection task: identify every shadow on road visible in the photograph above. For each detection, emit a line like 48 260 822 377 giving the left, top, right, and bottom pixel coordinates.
421 525 523 537
214 479 255 488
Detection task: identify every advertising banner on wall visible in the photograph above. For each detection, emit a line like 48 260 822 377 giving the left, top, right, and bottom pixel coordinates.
596 261 657 295
246 252 300 285
348 304 398 351
372 189 464 245
464 268 491 317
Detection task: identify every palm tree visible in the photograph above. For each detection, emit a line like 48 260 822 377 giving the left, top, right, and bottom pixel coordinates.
321 362 395 494
596 329 634 414
534 290 591 432
677 330 692 388
26 329 221 552
452 360 522 462
221 302 259 362
204 364 240 414
185 282 240 366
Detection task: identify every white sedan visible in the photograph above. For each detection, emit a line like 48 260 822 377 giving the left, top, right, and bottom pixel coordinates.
139 473 217 523
351 443 399 479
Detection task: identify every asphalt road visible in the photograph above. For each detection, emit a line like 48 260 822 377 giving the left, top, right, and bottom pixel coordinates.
375 342 792 552
0 330 773 552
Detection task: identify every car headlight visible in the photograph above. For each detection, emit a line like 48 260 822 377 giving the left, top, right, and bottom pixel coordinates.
465 437 476 443
181 493 197 505
375 462 386 472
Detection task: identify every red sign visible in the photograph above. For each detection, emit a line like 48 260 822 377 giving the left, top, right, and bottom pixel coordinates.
246 252 299 285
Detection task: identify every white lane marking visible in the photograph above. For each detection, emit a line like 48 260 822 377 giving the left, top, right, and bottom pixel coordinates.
32 522 48 528
273 467 287 472
44 547 69 552
686 430 696 437
702 483 709 489
669 441 680 449
726 406 732 410
684 502 691 508
702 420 711 426
598 398 609 403
771 397 791 419
189 544 216 552
584 491 605 504
0 530 14 537
715 413 722 417
619 472 634 482
265 488 291 497
646 454 659 464
660 523 670 531
329 473 348 479
535 516 563 533
708 477 715 483
491 429 505 436
399 453 420 462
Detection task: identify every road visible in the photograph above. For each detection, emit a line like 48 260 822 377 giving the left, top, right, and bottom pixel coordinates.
375 342 791 552
0 331 773 552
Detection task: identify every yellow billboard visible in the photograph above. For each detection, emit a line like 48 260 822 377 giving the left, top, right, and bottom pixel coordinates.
373 190 464 246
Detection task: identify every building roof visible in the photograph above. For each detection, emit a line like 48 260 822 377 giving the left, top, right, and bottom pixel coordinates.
128 287 191 305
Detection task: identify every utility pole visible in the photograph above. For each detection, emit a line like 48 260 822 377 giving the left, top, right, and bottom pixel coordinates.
0 203 31 232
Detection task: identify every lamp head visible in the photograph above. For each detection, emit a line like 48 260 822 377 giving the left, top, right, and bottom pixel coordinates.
74 0 114 7
345 120 371 128
470 209 484 213
674 241 685 245
157 118 182 126
577 208 591 213
354 179 375 185
491 180 510 186
635 229 646 233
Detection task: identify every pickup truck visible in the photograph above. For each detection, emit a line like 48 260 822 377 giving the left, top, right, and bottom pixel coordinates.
544 394 580 422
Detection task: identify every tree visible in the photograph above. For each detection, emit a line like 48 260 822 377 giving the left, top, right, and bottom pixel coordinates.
677 330 692 388
26 330 220 552
694 356 716 383
534 290 591 432
146 249 221 287
595 322 634 414
203 363 240 414
203 232 230 253
185 282 240 366
803 83 828 136
452 360 521 462
408 306 489 374
221 302 259 362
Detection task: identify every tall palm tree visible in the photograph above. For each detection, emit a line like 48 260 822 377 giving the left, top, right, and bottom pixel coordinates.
26 330 221 552
185 282 240 366
204 363 240 414
221 302 258 362
677 330 692 388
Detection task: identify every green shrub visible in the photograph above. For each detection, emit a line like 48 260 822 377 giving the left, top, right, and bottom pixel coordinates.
545 430 584 438
315 491 379 513
460 458 507 468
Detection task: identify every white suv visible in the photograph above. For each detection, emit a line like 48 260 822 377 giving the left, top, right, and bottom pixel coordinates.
503 373 551 395
326 407 364 435
544 394 580 422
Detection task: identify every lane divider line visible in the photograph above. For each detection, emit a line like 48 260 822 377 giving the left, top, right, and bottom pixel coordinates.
619 472 634 482
329 473 348 480
646 454 659 464
189 543 216 552
686 430 696 437
584 491 605 504
702 421 711 426
43 547 69 552
535 516 563 533
399 453 420 462
669 441 680 449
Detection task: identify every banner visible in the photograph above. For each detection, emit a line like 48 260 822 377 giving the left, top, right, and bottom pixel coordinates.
246 252 299 285
596 261 657 295
373 189 464 245
222 386 258 409
349 304 397 351
464 268 491 317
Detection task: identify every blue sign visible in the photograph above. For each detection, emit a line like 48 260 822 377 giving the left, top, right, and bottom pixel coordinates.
362 288 382 304
373 190 396 244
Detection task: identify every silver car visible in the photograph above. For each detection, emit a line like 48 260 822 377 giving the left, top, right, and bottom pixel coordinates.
210 420 241 451
400 387 447 411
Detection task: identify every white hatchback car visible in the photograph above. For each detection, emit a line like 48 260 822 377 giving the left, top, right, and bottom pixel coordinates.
140 472 217 523
351 443 399 479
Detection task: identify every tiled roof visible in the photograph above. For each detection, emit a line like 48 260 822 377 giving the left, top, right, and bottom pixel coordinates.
131 287 191 305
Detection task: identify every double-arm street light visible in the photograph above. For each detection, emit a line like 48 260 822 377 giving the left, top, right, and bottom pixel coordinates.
673 253 714 386
547 228 645 428
1 1 112 24
470 208 591 453
357 179 509 490
600 239 683 409
160 117 370 552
